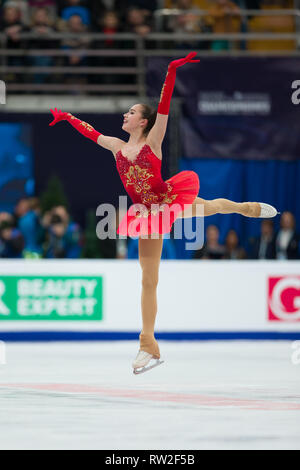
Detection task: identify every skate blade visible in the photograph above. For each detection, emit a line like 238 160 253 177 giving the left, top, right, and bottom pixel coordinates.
133 359 164 375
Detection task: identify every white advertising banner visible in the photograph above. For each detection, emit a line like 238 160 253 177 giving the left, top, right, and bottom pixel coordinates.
0 260 299 335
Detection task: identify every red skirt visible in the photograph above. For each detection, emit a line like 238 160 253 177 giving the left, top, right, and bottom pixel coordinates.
117 170 200 237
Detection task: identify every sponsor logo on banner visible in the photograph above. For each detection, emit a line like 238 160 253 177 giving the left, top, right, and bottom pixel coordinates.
0 276 103 321
198 91 271 115
268 276 300 322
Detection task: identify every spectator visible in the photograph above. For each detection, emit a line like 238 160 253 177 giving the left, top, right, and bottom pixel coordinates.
129 7 157 52
14 198 42 257
61 0 91 26
223 229 247 259
275 211 299 260
28 7 57 84
193 224 225 259
51 205 72 225
124 1 157 31
90 0 158 22
127 235 177 259
120 7 153 83
89 0 113 28
44 213 67 258
28 0 57 24
167 0 213 49
61 14 91 85
2 0 30 25
206 0 241 51
248 219 276 260
90 10 121 85
99 10 119 45
41 209 52 232
0 3 28 82
168 0 200 31
95 1 158 28
0 212 14 225
0 217 24 258
125 7 152 36
44 205 82 258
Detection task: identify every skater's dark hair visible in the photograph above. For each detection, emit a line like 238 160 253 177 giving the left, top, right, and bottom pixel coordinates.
139 103 157 136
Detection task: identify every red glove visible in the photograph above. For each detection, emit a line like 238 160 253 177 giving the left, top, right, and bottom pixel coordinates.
157 52 200 115
49 108 101 143
49 108 69 126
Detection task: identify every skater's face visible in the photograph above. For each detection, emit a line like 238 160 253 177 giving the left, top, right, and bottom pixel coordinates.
122 104 147 134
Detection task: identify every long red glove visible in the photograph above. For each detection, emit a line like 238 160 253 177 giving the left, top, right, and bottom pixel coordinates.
157 52 200 115
49 108 101 143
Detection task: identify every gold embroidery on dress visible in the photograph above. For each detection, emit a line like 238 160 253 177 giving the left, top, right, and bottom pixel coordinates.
142 189 160 205
125 165 153 193
124 164 178 215
161 193 178 204
159 182 178 204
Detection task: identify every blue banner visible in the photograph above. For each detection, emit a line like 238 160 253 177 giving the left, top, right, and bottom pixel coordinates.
147 57 300 161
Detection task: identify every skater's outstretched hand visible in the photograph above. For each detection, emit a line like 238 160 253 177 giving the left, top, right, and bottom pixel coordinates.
168 52 200 71
49 108 69 126
49 109 102 143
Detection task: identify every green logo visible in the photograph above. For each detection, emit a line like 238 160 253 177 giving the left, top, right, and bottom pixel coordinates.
0 276 103 321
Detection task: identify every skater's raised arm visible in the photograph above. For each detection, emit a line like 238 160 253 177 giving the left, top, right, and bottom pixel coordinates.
49 109 124 153
147 52 200 149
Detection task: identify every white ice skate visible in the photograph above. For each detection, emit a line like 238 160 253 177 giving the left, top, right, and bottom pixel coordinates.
132 350 164 375
258 203 279 218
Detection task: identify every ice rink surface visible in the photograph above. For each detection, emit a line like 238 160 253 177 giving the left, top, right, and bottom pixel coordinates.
0 340 299 450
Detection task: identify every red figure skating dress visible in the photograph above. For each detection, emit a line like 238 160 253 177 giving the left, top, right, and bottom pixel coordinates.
116 144 200 237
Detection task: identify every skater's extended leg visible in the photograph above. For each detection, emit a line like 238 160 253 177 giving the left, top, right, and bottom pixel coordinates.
138 235 163 359
200 197 261 217
178 197 277 218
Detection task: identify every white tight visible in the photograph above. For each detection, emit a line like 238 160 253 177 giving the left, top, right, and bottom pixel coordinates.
177 197 261 218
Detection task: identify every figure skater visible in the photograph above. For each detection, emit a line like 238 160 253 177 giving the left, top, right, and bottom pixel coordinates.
49 52 278 374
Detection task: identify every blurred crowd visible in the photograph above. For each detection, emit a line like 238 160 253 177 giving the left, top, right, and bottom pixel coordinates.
193 213 300 260
0 0 296 87
0 197 299 260
0 198 82 259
